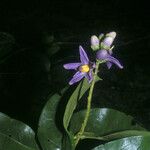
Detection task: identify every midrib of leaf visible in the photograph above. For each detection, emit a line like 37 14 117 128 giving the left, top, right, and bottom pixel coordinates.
81 130 150 141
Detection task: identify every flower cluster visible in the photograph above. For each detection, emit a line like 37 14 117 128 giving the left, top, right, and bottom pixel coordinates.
64 32 123 85
91 32 123 69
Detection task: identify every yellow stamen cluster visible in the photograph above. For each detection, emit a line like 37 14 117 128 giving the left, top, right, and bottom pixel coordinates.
80 65 90 73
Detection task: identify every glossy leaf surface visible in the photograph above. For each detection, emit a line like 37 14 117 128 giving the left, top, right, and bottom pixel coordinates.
70 108 145 140
0 113 39 150
92 136 150 150
38 88 68 150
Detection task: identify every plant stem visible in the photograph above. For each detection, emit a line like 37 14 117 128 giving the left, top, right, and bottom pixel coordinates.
74 61 100 146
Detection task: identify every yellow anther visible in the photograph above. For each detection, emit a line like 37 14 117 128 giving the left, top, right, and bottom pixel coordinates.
80 65 90 73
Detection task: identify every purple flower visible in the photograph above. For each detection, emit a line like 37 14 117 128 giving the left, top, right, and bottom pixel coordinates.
63 46 95 85
96 49 123 69
91 31 123 69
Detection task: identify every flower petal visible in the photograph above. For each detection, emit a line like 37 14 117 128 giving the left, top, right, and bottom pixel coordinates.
79 46 89 64
106 55 123 69
96 49 109 60
91 62 96 68
85 69 93 83
103 37 114 47
63 63 81 70
69 71 85 85
108 49 113 55
106 62 112 69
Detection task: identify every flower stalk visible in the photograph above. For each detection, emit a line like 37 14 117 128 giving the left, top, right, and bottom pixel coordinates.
74 60 101 146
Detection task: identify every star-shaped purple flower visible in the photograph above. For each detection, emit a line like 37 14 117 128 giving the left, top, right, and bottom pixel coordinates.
63 46 95 85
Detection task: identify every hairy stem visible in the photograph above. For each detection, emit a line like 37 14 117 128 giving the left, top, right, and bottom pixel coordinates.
74 61 100 146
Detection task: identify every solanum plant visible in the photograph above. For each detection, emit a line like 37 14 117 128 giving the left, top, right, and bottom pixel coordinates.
0 31 150 150
63 31 124 148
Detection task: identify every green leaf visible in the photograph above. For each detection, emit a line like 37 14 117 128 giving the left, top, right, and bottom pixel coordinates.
70 108 145 141
0 132 35 150
37 87 68 150
62 132 75 150
62 77 101 150
0 32 15 64
92 136 150 150
0 112 39 150
63 77 101 131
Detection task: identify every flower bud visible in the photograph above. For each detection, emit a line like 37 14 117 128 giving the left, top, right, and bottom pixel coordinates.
91 35 99 51
99 33 104 40
101 32 116 49
106 32 116 39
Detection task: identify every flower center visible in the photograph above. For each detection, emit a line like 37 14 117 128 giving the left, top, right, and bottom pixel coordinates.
79 65 90 73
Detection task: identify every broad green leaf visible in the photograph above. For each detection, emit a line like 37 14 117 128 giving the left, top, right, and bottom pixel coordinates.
0 32 15 64
70 108 145 141
37 87 68 150
92 136 150 150
0 112 39 150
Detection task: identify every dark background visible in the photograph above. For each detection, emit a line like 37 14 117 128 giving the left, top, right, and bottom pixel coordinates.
0 0 150 131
